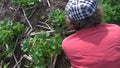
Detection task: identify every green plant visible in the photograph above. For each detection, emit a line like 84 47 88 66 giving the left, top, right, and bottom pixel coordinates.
0 19 26 58
48 9 66 29
19 9 66 68
102 0 120 25
3 63 9 68
21 31 62 68
12 0 42 6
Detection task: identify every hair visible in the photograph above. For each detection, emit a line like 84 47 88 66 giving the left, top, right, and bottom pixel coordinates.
65 7 103 36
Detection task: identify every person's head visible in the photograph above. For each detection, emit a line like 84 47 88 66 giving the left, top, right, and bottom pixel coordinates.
65 0 102 30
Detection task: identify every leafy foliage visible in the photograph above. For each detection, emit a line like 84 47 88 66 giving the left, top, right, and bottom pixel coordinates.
48 9 66 28
102 0 120 25
12 0 42 6
0 19 25 58
20 9 66 67
0 8 66 67
21 31 62 67
48 9 66 38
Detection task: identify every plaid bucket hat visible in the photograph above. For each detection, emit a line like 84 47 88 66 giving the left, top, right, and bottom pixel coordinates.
65 0 98 21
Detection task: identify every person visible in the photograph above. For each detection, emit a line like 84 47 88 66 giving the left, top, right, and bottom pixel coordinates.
62 0 120 68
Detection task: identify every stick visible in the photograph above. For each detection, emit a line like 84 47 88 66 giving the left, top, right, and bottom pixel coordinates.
13 54 18 64
13 56 24 68
27 28 33 36
25 27 30 34
30 32 41 36
36 25 51 30
39 19 52 29
13 38 19 53
13 54 20 68
47 0 51 7
23 54 32 62
52 54 58 68
22 8 33 29
12 38 20 68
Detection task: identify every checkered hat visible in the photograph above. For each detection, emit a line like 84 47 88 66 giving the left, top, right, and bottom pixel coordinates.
65 0 98 21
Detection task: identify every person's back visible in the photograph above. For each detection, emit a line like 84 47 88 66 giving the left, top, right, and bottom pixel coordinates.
62 0 120 68
62 24 120 68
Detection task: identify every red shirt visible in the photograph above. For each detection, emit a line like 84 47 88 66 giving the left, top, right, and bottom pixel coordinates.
62 24 120 68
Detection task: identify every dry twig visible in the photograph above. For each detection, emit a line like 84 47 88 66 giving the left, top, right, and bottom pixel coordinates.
13 56 24 68
52 54 58 68
36 25 51 30
27 28 33 36
22 8 33 29
11 38 20 68
23 54 33 62
47 0 51 7
30 32 41 36
21 8 33 37
37 19 52 30
39 19 52 29
37 20 55 33
13 54 20 68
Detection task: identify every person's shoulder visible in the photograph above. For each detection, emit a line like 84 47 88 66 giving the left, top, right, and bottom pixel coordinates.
62 32 78 46
101 23 120 29
62 33 75 43
105 24 120 27
104 24 120 34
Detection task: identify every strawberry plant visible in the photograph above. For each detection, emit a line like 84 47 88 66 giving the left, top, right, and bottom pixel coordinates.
0 19 26 59
48 9 66 35
20 9 66 67
48 9 66 28
21 31 63 68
